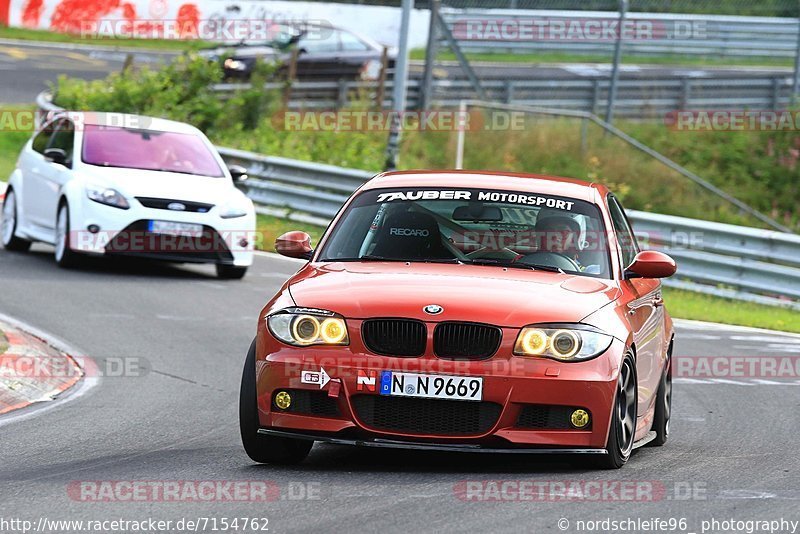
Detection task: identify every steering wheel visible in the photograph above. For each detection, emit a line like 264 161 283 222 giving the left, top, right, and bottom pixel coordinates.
519 251 581 272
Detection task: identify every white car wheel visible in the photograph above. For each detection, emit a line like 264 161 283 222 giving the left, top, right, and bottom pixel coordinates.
55 203 82 268
2 190 31 252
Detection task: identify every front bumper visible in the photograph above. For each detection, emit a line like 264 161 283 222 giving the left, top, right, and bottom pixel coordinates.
69 197 255 267
255 328 624 450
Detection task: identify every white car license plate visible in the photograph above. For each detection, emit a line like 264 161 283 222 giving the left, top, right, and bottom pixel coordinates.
148 220 203 237
380 371 483 401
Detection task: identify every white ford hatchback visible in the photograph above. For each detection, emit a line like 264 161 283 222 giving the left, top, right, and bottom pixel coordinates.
2 112 255 279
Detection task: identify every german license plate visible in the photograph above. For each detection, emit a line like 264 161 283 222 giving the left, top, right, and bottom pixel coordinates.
148 220 203 237
380 371 483 401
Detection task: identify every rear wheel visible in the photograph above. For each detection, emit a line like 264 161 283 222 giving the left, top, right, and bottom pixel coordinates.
217 264 248 280
55 203 83 268
649 351 672 447
239 339 313 464
594 353 637 469
1 189 32 252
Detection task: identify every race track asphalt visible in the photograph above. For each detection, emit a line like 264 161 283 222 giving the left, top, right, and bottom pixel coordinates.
1 243 799 533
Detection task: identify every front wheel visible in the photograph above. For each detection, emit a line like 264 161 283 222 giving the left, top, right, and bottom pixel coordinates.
217 264 248 280
55 203 83 269
239 339 313 464
2 189 32 252
595 353 637 469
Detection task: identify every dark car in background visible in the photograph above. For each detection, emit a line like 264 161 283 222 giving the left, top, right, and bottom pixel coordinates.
199 23 396 81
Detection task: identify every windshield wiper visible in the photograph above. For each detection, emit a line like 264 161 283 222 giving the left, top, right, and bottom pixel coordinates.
461 258 565 273
358 255 460 264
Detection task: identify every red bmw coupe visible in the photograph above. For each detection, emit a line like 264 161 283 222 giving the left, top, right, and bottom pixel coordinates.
240 171 676 469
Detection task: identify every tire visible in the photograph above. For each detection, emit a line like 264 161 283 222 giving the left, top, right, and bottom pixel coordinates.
217 264 248 280
1 189 32 252
649 350 672 447
594 352 638 469
54 202 83 269
239 338 313 464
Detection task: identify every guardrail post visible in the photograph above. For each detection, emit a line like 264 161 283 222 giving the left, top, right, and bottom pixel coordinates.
772 77 782 110
590 79 600 115
680 78 692 109
337 79 349 109
504 81 515 104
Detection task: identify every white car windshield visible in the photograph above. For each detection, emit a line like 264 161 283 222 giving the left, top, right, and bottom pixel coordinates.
317 187 612 278
81 124 224 178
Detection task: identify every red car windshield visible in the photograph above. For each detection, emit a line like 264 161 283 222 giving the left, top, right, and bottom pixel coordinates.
81 124 224 178
318 187 613 278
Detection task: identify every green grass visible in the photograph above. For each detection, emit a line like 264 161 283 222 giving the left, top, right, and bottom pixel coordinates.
0 25 208 51
0 111 30 182
663 287 800 333
409 48 795 68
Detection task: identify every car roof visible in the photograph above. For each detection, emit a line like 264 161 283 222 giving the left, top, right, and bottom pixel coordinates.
52 111 202 136
361 170 607 203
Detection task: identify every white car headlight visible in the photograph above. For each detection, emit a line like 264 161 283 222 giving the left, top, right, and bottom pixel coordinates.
267 307 349 347
87 186 130 209
218 199 249 219
514 324 613 362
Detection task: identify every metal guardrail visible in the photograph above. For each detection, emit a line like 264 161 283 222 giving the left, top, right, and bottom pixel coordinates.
212 75 797 119
441 10 800 59
36 92 800 308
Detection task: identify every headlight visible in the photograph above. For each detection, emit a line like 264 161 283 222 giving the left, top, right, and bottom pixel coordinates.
513 324 613 362
224 58 247 71
218 201 248 219
360 59 382 80
87 186 129 209
267 307 349 346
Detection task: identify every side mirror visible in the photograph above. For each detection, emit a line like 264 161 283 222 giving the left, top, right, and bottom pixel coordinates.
275 231 313 260
44 148 67 165
228 165 248 183
625 250 677 279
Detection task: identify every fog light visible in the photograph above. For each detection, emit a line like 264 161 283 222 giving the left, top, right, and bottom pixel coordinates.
274 391 291 410
87 225 100 234
570 409 590 429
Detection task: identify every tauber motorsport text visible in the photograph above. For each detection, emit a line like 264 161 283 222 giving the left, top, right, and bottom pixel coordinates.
375 190 576 211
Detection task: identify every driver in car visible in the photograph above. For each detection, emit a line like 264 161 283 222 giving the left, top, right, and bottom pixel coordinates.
535 216 601 274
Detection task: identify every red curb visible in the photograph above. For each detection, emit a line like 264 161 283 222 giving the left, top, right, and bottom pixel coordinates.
0 320 83 416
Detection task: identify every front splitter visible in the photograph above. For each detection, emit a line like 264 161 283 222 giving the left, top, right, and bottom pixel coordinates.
257 428 608 455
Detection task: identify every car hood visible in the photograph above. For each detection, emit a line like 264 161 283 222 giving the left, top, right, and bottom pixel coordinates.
78 166 236 205
287 262 621 327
